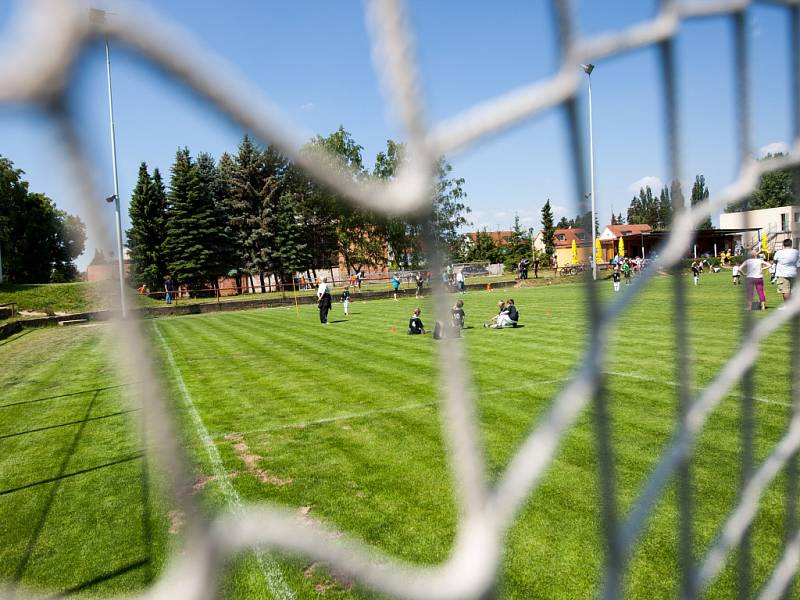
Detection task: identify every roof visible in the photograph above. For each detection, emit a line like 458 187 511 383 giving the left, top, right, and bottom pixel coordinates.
604 224 652 238
465 230 514 244
552 228 589 247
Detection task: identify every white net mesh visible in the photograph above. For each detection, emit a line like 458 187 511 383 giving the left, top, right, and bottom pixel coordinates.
2 0 800 598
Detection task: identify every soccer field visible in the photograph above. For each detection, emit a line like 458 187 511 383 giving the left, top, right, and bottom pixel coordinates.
1 273 796 599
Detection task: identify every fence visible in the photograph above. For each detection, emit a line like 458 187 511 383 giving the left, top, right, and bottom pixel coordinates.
2 1 800 599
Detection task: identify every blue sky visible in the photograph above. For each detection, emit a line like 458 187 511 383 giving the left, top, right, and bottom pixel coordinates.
0 1 795 269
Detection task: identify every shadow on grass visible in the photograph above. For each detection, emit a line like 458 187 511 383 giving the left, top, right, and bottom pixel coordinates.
43 558 150 598
0 454 142 497
12 390 102 583
0 328 32 348
0 383 133 409
0 409 138 440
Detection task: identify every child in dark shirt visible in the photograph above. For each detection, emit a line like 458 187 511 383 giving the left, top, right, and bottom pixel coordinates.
341 286 350 316
451 299 466 329
612 268 621 292
506 298 519 325
408 308 426 335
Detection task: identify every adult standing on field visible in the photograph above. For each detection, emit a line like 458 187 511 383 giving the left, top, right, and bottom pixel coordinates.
740 250 771 310
456 269 465 292
317 276 332 324
164 275 174 304
533 256 539 278
774 238 799 309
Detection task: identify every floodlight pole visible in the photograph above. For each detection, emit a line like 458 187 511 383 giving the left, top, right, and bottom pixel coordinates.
582 63 598 281
99 11 127 318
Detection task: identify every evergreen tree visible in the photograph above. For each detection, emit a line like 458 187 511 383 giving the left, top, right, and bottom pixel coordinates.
219 136 275 292
556 216 570 229
690 174 713 229
127 162 167 290
272 191 310 288
658 185 673 230
627 186 659 227
163 148 228 291
540 199 556 259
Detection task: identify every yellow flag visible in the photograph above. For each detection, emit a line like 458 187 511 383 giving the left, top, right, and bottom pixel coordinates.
762 232 769 255
618 236 625 258
595 238 603 263
571 239 578 264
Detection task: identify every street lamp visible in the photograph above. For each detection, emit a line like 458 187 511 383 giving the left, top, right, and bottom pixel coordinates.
91 8 127 317
581 63 597 281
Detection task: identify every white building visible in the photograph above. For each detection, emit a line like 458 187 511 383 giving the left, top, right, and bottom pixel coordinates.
719 205 799 254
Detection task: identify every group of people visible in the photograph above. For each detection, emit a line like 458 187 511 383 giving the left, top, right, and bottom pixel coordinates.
610 260 634 291
517 257 539 280
407 296 520 337
689 238 799 310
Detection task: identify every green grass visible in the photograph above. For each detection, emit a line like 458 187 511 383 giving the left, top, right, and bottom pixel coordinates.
0 273 527 316
1 273 796 598
0 282 114 316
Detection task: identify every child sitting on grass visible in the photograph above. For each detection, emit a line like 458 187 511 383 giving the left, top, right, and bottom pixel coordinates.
408 307 426 335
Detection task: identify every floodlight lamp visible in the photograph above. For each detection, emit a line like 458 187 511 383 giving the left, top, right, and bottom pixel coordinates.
105 194 116 203
581 63 595 75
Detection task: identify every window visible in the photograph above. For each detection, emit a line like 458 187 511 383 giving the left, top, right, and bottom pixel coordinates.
795 212 799 223
557 234 566 241
781 213 788 231
577 233 586 240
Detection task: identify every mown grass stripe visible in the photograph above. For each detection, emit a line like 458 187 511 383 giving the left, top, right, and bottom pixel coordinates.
154 323 294 600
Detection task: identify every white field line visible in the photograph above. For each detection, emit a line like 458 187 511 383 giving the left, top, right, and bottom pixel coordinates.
155 324 294 600
215 369 789 442
218 378 571 439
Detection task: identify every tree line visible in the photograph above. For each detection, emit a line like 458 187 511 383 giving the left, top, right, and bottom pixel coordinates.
0 157 86 284
127 127 470 294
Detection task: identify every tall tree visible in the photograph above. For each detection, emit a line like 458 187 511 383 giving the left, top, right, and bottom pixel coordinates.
127 162 167 290
218 135 276 292
627 186 659 227
751 153 795 210
0 157 84 283
690 174 713 229
541 199 556 259
432 158 471 260
374 140 422 268
657 185 673 230
163 148 228 291
272 191 310 288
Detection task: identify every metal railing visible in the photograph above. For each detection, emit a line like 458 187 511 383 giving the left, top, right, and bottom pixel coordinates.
1 1 800 599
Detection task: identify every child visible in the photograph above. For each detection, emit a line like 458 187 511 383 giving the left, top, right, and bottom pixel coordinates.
732 263 741 285
769 261 777 284
342 285 350 316
452 299 466 329
612 267 621 292
408 307 425 335
484 301 513 329
622 261 631 284
506 298 519 326
691 261 700 286
392 273 400 300
415 272 424 298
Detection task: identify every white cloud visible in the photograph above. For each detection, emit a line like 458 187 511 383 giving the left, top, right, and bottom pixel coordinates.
299 102 316 112
628 176 663 194
758 141 788 158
